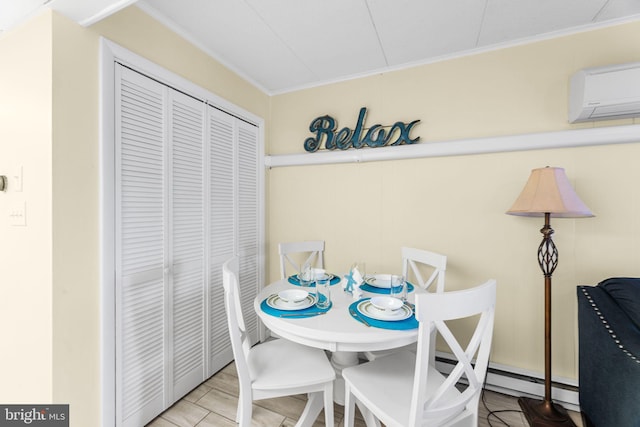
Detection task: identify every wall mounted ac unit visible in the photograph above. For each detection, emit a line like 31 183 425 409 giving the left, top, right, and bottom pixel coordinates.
569 61 640 123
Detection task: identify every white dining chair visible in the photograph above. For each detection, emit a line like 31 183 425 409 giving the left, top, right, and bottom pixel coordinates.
343 279 496 427
278 240 325 279
222 257 335 427
402 246 447 292
364 247 447 361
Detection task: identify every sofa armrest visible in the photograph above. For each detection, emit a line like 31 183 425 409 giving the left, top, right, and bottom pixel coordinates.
577 286 640 427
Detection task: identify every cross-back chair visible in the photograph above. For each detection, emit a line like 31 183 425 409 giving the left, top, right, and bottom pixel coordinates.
343 279 496 427
278 240 325 279
364 247 448 362
222 257 335 427
402 246 447 293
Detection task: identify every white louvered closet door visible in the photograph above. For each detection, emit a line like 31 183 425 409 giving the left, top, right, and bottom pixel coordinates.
115 66 167 427
237 120 260 347
113 62 261 427
207 106 235 373
207 107 260 374
116 67 207 427
168 90 206 401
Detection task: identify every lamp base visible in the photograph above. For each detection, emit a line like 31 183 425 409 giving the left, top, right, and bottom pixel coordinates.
518 397 577 427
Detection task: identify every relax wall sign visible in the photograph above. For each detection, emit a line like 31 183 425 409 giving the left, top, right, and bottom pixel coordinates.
303 107 420 152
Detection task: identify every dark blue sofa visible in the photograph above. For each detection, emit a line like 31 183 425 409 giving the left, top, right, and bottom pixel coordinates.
577 278 640 427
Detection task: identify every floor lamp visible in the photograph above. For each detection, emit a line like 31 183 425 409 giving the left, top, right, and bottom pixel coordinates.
507 166 593 427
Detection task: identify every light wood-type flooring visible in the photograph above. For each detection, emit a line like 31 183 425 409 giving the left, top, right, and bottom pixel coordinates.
146 361 584 427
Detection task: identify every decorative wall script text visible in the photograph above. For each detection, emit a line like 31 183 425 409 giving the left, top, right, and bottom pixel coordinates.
304 107 420 152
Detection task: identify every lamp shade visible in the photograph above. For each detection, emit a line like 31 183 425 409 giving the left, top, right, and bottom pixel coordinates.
506 166 594 218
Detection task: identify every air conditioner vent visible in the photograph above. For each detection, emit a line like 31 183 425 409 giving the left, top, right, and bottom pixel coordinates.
569 62 640 123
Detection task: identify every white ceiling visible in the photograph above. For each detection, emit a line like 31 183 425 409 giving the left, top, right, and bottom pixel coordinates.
2 0 640 94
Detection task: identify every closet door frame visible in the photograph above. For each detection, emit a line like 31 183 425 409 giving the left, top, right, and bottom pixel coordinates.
100 38 265 427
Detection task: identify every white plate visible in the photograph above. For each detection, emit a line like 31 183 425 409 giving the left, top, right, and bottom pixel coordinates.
293 273 335 282
357 299 412 321
364 274 392 289
266 293 316 311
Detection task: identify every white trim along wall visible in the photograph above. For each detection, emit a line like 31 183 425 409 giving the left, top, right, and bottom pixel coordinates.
265 123 640 168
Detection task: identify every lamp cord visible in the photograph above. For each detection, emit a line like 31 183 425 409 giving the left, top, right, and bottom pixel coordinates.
481 355 524 427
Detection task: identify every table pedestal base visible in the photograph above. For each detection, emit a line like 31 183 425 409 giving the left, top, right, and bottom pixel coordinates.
329 351 359 405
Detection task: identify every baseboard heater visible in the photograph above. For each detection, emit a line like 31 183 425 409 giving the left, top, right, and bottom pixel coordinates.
434 351 580 413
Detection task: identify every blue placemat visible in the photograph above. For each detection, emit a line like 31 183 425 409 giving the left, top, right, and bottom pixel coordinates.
348 298 418 330
288 274 341 287
360 282 415 295
261 295 332 318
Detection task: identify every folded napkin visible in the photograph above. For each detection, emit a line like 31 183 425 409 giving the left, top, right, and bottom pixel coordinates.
312 268 326 279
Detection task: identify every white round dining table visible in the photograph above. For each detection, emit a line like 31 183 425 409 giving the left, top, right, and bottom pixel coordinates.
253 276 421 413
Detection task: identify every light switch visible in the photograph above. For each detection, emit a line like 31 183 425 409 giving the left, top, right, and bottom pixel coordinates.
9 201 26 226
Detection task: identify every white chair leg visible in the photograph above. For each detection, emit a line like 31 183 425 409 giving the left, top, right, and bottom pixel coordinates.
237 391 252 427
344 383 355 427
324 383 334 427
294 391 324 427
351 397 382 427
359 406 381 427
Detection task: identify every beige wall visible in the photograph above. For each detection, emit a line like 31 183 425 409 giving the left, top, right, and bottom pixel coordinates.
0 11 54 403
51 10 101 421
0 5 269 426
268 21 640 380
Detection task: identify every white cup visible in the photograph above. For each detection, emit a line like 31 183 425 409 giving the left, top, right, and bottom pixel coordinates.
315 274 331 309
299 263 312 287
390 274 406 302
